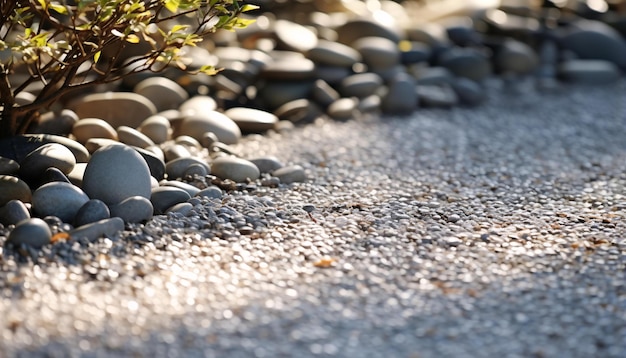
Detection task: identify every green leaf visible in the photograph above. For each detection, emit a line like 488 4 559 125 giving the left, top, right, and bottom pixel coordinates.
164 0 180 13
94 50 101 63
240 4 259 13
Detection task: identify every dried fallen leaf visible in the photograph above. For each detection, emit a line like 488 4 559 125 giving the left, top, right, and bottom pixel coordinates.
50 232 70 243
313 257 337 268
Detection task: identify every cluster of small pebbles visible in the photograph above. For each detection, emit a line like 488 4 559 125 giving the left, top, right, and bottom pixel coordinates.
1 0 626 355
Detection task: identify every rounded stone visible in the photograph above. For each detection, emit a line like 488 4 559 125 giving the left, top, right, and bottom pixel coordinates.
8 218 51 248
272 165 306 184
138 115 172 144
179 96 218 116
224 107 278 133
162 143 191 162
0 200 31 226
0 156 19 175
307 40 362 67
82 144 152 205
117 126 155 148
70 92 157 129
494 39 539 74
151 186 192 214
134 77 189 112
339 73 384 98
19 143 76 184
196 186 223 200
257 81 313 110
74 199 110 227
32 182 90 223
166 202 193 216
273 99 323 123
382 73 418 114
109 196 153 223
451 78 486 106
165 157 210 180
161 180 201 197
352 36 401 69
250 156 284 174
311 79 341 109
211 156 260 183
69 217 124 242
177 111 241 145
0 175 32 206
438 47 492 81
417 84 459 108
72 118 118 144
274 20 318 53
183 163 208 178
336 18 402 45
399 41 433 64
261 57 316 80
560 20 626 70
31 109 79 136
327 98 358 120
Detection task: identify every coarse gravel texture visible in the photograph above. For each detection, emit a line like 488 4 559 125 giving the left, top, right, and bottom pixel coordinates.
2 79 626 357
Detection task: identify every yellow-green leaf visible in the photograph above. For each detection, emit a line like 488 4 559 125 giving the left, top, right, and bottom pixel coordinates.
94 50 101 63
240 4 259 12
49 3 68 14
38 0 47 10
126 34 140 43
164 0 180 13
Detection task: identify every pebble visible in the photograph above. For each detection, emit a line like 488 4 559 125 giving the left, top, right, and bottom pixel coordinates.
211 156 261 183
559 19 626 70
558 60 621 84
196 186 223 200
161 180 201 197
70 92 157 129
74 199 110 227
327 98 358 120
25 134 90 163
162 143 192 162
19 143 76 185
183 164 208 178
438 47 492 81
336 18 402 45
68 217 124 242
382 72 419 114
250 156 284 174
0 156 19 175
7 218 51 248
224 107 278 133
165 157 211 180
272 165 306 184
133 77 189 112
179 96 218 116
399 41 433 65
260 57 316 81
82 144 152 205
117 126 155 148
166 202 194 216
257 81 314 109
31 109 79 136
273 99 323 123
307 40 362 67
138 115 172 144
0 175 32 206
150 186 192 214
72 118 118 144
132 146 166 181
274 20 318 53
339 73 384 98
352 36 401 69
177 111 241 145
416 84 459 108
451 78 486 106
109 196 154 223
40 167 71 186
32 182 90 223
0 200 31 226
494 39 539 75
314 66 353 85
311 79 341 109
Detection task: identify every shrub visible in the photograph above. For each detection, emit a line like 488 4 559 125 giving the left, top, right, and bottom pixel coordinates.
0 0 256 138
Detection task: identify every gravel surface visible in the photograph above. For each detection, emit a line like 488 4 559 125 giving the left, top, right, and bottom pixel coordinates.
2 79 626 357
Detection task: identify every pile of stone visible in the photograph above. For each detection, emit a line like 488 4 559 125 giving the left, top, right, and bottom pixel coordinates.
1 0 625 251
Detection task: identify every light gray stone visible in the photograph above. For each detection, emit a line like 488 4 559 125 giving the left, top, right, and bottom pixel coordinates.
0 175 31 206
138 115 172 144
177 111 241 145
165 157 210 180
307 40 362 67
0 200 31 226
19 143 76 184
272 165 306 184
70 92 157 129
250 156 284 174
274 20 318 53
558 59 621 84
69 217 124 242
179 96 218 116
352 36 401 69
117 126 155 148
151 186 191 214
211 156 260 183
74 199 110 227
82 144 152 205
224 107 278 133
72 118 118 144
196 186 223 200
382 73 418 114
339 73 384 98
134 77 189 112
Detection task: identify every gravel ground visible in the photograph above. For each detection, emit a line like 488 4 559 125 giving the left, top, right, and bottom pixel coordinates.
2 79 626 357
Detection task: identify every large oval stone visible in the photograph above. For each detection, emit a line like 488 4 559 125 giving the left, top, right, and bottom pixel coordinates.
211 156 260 183
134 77 189 112
82 144 152 205
70 92 157 129
32 182 90 223
19 143 76 184
177 111 241 145
224 107 278 133
560 20 626 70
